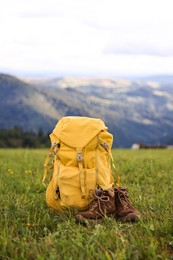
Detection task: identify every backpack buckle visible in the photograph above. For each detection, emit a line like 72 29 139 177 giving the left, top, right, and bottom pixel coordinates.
77 153 83 162
52 142 57 148
103 142 109 149
49 152 54 158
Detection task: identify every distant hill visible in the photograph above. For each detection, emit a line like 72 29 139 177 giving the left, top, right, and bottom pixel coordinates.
1 73 173 147
0 73 96 131
138 75 173 84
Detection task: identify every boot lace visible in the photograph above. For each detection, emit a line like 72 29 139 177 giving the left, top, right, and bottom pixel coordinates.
116 188 134 210
88 190 109 216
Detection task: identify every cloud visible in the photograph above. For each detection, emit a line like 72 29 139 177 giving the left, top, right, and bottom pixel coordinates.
104 27 173 57
0 0 173 77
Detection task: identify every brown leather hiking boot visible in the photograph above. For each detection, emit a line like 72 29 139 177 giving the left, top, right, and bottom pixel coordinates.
75 189 116 225
114 187 141 222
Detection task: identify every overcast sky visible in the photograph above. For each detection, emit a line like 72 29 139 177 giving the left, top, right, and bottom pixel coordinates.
0 0 173 78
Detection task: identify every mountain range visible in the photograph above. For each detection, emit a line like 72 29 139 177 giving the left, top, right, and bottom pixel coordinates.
0 73 173 147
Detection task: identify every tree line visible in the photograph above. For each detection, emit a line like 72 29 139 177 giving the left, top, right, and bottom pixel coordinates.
0 127 50 148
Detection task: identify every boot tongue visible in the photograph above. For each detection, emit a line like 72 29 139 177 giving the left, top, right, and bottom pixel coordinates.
104 189 114 197
95 189 103 196
99 189 114 201
108 190 115 198
95 189 114 199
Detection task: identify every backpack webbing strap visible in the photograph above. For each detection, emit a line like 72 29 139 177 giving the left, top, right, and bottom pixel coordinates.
42 148 54 186
110 152 121 187
76 148 86 199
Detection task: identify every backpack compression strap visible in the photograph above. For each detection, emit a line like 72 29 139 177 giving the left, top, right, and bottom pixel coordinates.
76 148 86 199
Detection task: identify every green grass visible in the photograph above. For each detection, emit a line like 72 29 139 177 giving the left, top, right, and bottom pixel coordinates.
0 149 173 259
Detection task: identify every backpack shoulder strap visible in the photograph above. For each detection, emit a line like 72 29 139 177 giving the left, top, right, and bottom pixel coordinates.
42 148 53 186
99 137 121 187
42 142 59 186
109 151 121 187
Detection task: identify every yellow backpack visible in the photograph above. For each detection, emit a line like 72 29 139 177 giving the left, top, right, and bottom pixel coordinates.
42 116 120 212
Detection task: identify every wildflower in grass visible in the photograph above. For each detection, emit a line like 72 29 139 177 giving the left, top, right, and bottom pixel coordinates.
26 223 32 228
26 222 36 228
25 169 32 174
8 169 14 174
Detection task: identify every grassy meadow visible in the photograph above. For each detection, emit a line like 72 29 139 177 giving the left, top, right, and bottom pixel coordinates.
0 148 173 259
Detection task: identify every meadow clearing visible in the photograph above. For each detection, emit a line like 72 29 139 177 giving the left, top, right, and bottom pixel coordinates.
0 148 173 260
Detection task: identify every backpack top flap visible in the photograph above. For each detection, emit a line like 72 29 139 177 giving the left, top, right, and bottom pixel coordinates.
52 116 107 148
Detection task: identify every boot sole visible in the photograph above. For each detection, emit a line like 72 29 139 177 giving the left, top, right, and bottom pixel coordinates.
116 212 141 223
75 212 116 226
75 215 102 225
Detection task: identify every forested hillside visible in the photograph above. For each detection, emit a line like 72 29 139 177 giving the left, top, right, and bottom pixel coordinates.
0 73 173 147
